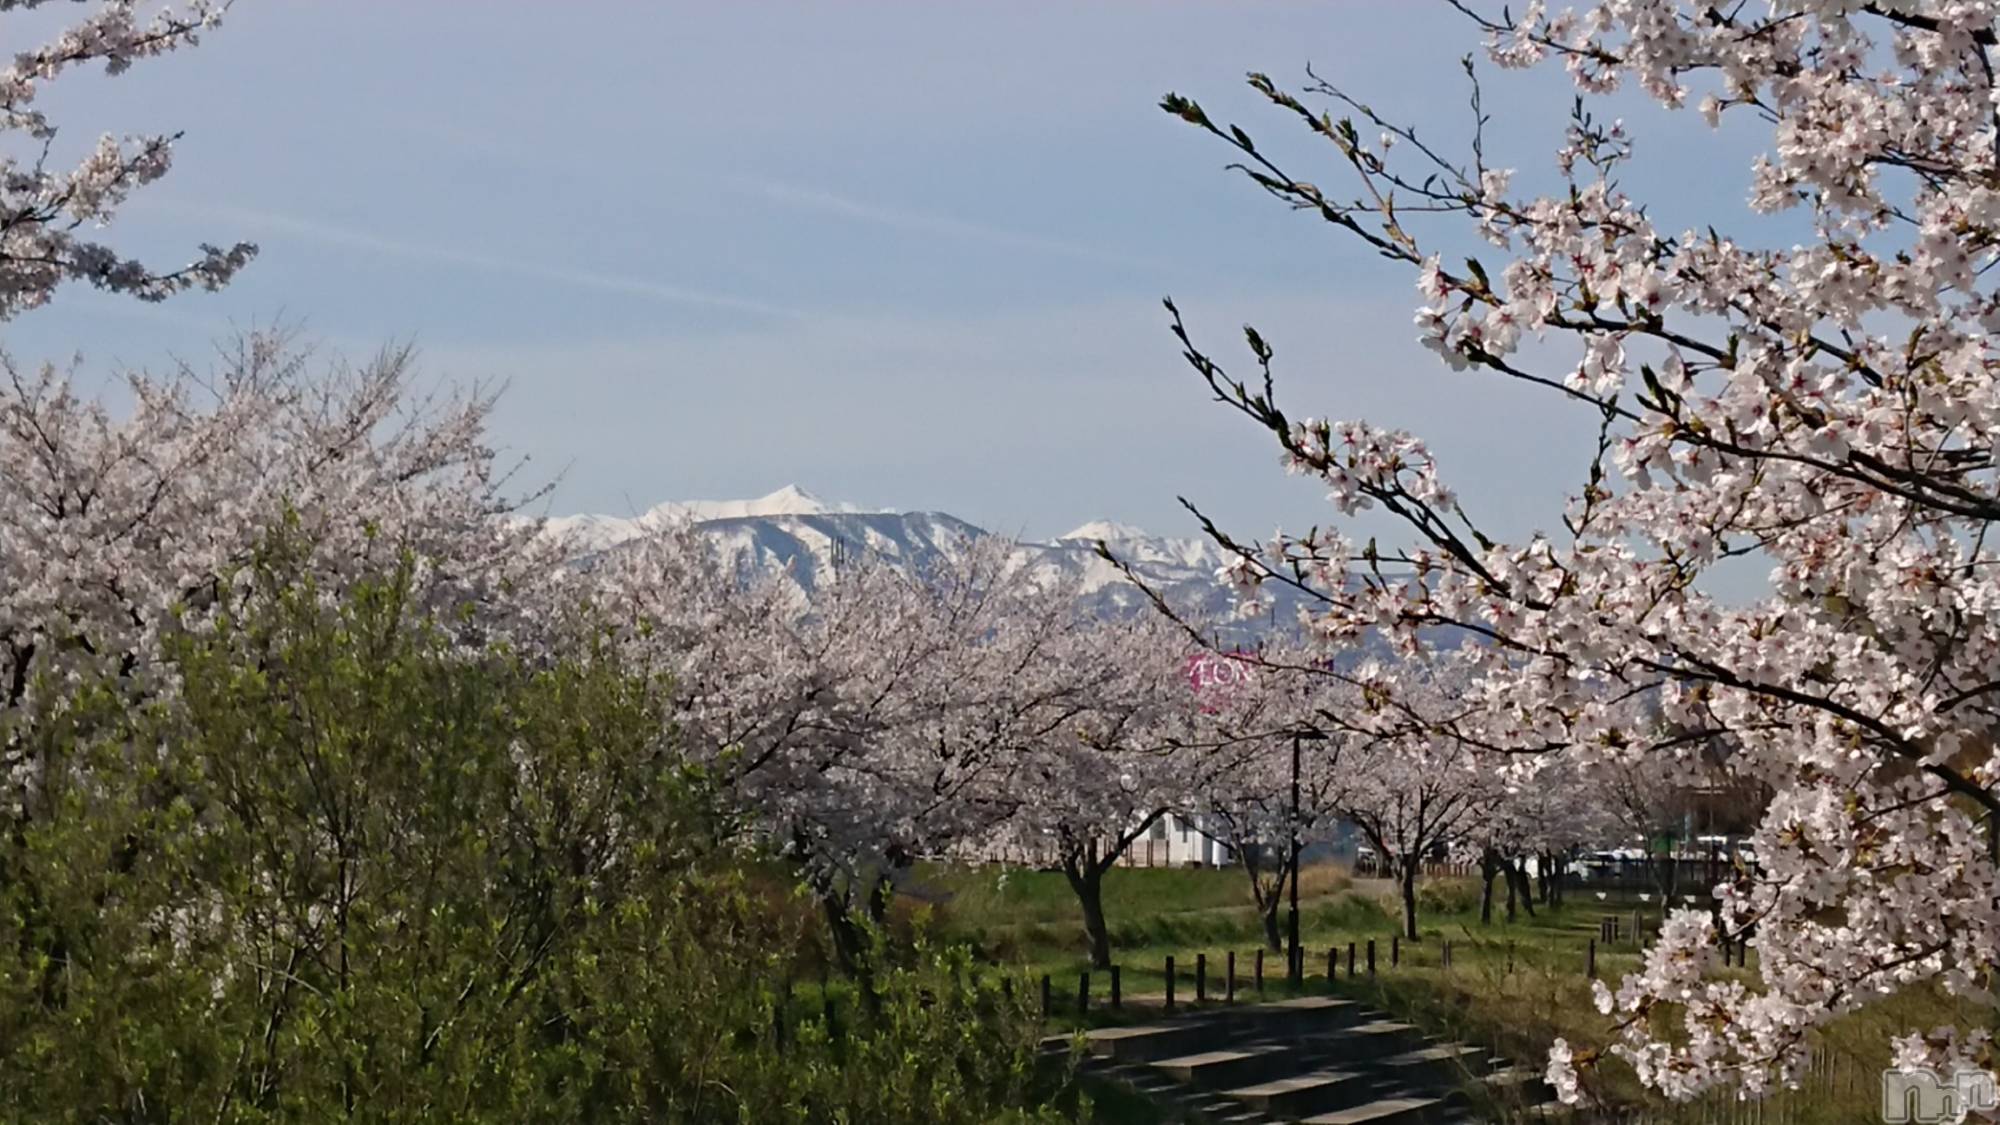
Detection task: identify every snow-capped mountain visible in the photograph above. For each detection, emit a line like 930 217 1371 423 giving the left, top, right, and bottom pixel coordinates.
546 485 1267 619
542 484 882 554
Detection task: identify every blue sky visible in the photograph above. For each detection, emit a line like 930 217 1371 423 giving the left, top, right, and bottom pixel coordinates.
10 2 1776 551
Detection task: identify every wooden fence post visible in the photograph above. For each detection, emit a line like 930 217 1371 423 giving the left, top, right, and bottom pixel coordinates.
1040 973 1052 1017
1226 951 1236 1003
1077 971 1090 1016
1255 948 1265 993
1327 946 1338 980
1347 942 1356 977
1111 964 1122 1009
1164 956 1176 1012
1391 935 1400 968
1588 938 1597 978
1366 939 1376 976
1196 952 1207 1003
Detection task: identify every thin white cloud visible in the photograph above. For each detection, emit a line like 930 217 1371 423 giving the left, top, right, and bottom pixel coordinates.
137 200 805 320
739 177 1175 272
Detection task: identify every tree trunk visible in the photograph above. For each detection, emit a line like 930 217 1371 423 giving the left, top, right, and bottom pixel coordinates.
820 888 868 976
1261 899 1283 953
1512 859 1538 918
1242 845 1284 953
1504 856 1518 923
1479 848 1501 925
1064 860 1114 970
1398 856 1420 940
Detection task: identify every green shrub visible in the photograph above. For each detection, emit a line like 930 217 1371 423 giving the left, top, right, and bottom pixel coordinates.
0 547 1070 1123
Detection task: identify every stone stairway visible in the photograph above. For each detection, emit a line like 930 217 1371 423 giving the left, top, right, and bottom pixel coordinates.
1050 995 1562 1124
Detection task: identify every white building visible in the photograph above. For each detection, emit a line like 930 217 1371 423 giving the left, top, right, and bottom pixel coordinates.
948 812 1236 869
1119 812 1233 868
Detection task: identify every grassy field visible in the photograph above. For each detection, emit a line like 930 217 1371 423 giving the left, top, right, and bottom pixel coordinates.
905 861 1368 962
905 862 1967 1122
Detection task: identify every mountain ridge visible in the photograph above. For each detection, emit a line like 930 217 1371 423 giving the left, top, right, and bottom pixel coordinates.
545 484 1264 617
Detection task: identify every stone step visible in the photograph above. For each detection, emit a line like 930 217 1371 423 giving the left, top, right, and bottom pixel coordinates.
1224 1067 1372 1118
1464 1064 1568 1112
1153 1042 1303 1089
1335 1019 1429 1061
1303 1094 1447 1125
1083 1020 1225 1062
1479 1064 1555 1102
1209 994 1367 1035
1065 989 1539 1125
1186 1091 1282 1124
1379 1042 1490 1086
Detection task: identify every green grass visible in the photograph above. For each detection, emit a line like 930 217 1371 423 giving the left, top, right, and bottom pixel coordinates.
908 860 1365 963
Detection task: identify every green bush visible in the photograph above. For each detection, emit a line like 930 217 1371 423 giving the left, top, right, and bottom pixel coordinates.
0 547 1070 1123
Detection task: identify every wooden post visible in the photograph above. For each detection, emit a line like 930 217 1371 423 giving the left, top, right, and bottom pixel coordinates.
1588 938 1597 978
1366 939 1376 976
1347 942 1356 977
1391 935 1400 968
1327 946 1338 980
1164 956 1176 1012
1111 964 1122 1009
1255 948 1265 993
1077 971 1090 1015
1226 951 1236 1003
1040 973 1052 1017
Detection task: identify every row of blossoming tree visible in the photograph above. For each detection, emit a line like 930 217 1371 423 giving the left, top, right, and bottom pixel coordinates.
1153 0 2000 1108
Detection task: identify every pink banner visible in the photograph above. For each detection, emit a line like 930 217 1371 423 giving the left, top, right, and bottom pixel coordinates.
1185 649 1255 712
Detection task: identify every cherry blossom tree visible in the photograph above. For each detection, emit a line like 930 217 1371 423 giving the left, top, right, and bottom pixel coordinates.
1 332 547 738
1465 750 1613 923
1184 650 1352 953
1161 0 2000 1104
1327 713 1491 942
983 607 1201 969
591 529 1135 970
0 1 254 317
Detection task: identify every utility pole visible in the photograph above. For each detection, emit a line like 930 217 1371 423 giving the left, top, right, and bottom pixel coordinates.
1289 728 1301 983
1288 727 1326 986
